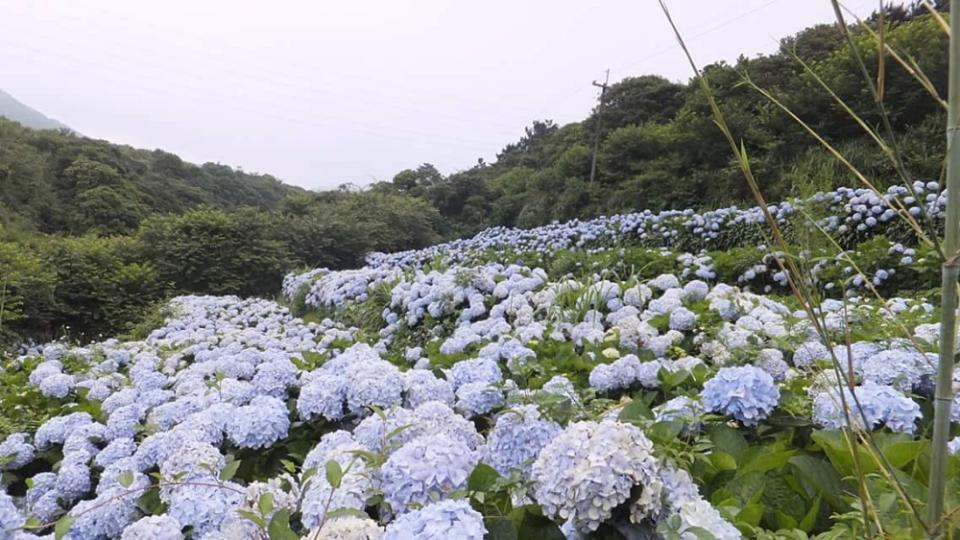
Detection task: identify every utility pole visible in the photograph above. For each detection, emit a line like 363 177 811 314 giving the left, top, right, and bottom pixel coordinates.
588 69 610 184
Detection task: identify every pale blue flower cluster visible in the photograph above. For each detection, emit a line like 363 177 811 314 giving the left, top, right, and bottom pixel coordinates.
380 434 478 513
813 381 921 433
654 396 705 433
0 433 35 471
300 438 372 530
701 366 780 426
483 405 561 478
531 420 661 532
120 515 183 540
383 499 486 539
454 382 505 418
224 395 290 449
589 355 662 393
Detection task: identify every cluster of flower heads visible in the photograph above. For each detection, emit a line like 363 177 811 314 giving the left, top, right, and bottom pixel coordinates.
4 182 954 539
278 183 946 276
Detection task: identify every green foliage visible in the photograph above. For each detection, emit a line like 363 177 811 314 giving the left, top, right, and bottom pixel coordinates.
138 208 293 297
0 118 298 236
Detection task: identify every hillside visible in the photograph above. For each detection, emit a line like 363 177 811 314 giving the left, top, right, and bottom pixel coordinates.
371 4 948 238
0 117 303 235
0 89 70 131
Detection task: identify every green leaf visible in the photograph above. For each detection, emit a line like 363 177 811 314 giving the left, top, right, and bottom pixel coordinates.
324 508 369 520
136 489 165 516
118 470 134 488
258 492 274 517
618 397 652 425
220 459 241 482
737 448 796 477
788 454 846 511
385 424 414 442
648 421 684 444
237 509 267 529
325 459 343 489
776 510 799 530
710 451 738 471
509 505 566 540
467 463 502 492
267 509 298 540
736 503 764 527
484 517 519 540
799 495 822 533
882 439 927 469
55 516 74 540
684 526 719 540
709 425 747 461
280 459 297 473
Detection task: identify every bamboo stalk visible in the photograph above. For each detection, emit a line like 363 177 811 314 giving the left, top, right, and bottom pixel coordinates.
927 1 960 536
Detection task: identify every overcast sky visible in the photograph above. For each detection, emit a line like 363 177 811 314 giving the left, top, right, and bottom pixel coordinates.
0 0 883 190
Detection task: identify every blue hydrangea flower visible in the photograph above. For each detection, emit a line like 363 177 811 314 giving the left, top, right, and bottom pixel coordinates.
588 355 660 393
299 440 372 530
105 403 146 441
67 484 142 539
792 341 830 369
700 366 780 426
654 396 705 434
0 432 35 471
121 515 183 540
531 420 661 532
297 371 347 421
252 358 299 398
25 472 59 521
164 481 244 537
147 396 206 431
0 490 25 538
668 307 697 331
307 516 384 539
444 357 502 390
454 382 505 418
302 430 356 472
35 412 93 449
343 361 404 415
94 437 137 468
949 436 960 455
159 439 225 486
483 405 560 478
404 369 455 408
383 499 486 540
861 350 935 392
56 455 93 503
224 395 290 449
39 373 75 399
813 381 921 434
380 434 478 513
673 499 742 540
97 457 148 496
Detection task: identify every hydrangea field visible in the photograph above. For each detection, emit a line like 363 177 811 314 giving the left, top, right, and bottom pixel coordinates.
1 183 957 539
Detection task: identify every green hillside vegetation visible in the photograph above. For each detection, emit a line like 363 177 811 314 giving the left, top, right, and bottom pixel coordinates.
0 118 300 235
373 3 947 238
0 2 948 350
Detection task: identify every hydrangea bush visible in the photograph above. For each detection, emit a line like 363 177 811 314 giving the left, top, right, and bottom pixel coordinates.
0 184 952 539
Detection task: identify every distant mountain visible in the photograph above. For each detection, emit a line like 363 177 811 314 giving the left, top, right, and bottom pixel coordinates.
0 89 71 131
0 116 303 235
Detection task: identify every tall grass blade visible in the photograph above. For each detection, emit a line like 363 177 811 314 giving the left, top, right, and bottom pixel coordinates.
927 0 960 535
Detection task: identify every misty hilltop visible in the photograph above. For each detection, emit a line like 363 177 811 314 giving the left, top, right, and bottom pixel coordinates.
0 88 71 131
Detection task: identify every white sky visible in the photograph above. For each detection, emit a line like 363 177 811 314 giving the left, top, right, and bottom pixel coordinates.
0 0 883 190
